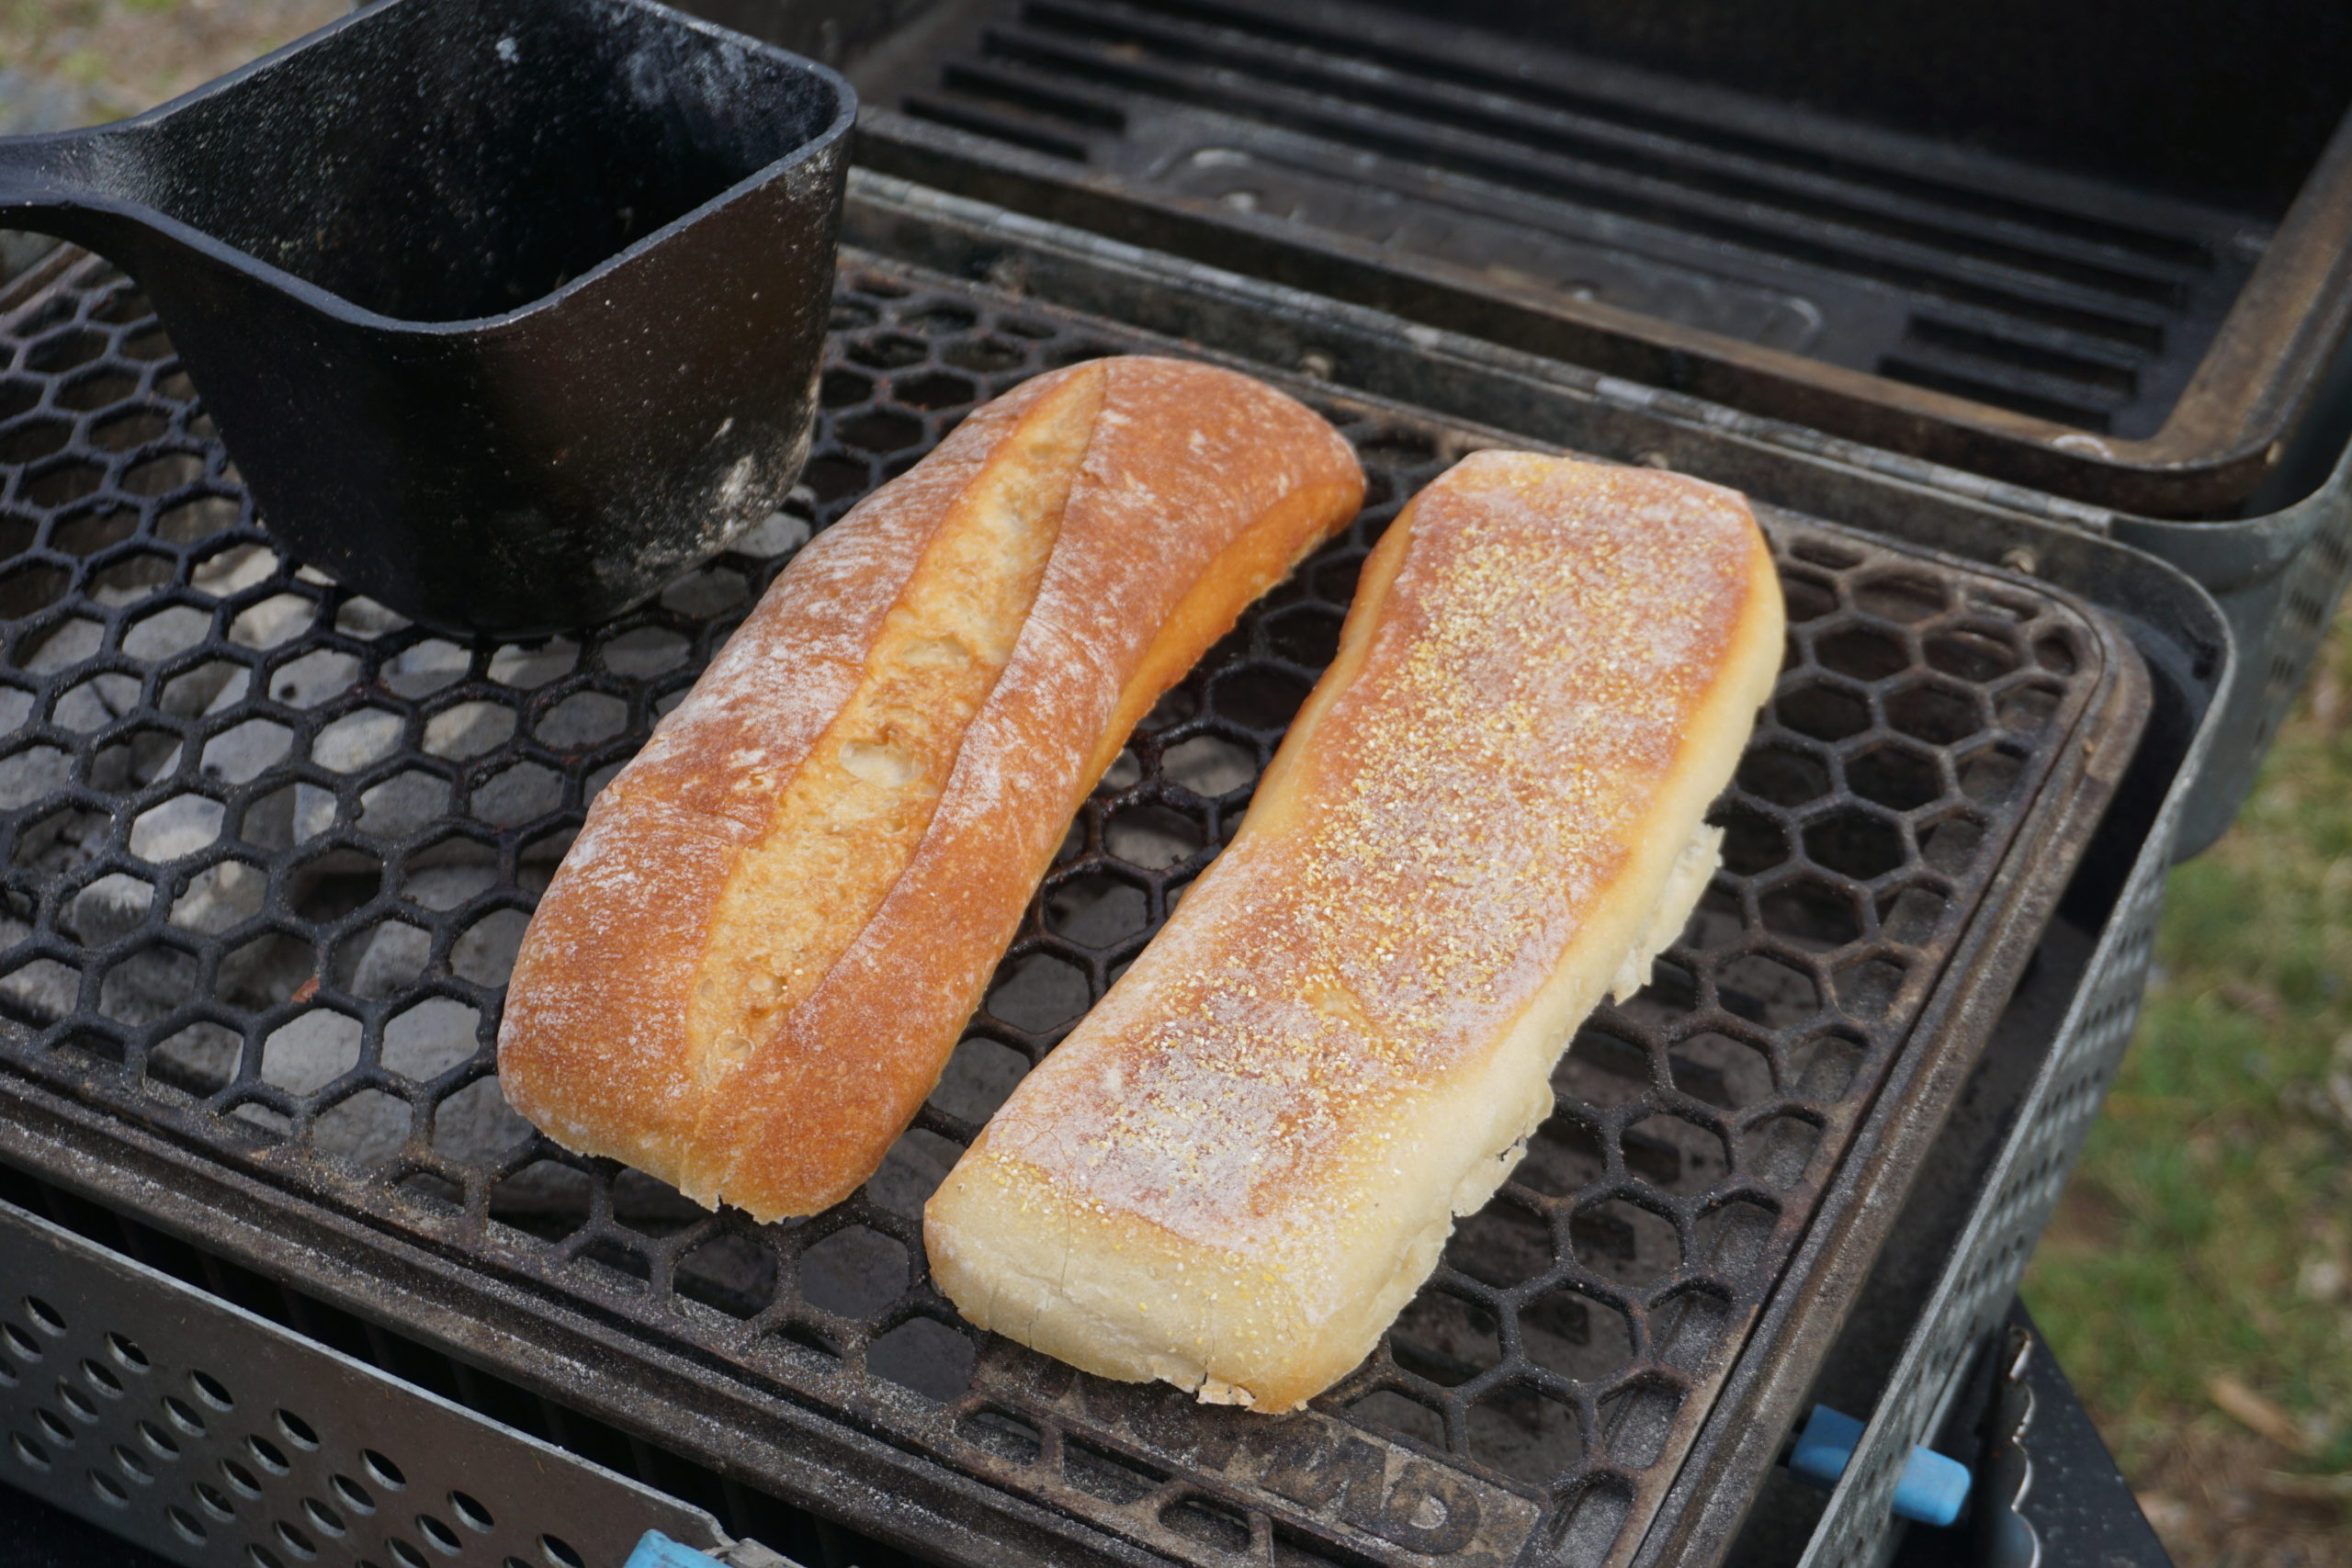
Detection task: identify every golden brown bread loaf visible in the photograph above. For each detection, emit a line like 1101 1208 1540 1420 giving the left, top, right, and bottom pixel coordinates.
496 356 1365 1222
924 451 1783 1413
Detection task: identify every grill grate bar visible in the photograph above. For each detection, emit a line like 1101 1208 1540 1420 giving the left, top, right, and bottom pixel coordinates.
939 58 1129 131
901 92 1098 163
1897 316 2147 389
1876 346 2127 434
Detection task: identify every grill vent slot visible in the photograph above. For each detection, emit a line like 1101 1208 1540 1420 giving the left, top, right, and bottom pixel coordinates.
1878 316 2148 432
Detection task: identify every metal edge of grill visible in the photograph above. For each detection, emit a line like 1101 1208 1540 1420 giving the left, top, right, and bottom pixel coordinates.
718 0 2352 516
0 211 2211 1568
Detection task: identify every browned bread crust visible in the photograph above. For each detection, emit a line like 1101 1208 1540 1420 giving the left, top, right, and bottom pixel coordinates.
925 452 1783 1412
496 356 1364 1222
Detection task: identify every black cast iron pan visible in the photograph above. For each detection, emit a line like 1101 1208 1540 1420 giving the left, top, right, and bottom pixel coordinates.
0 0 853 635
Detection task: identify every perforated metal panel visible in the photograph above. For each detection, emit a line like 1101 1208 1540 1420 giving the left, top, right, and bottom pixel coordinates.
0 246 2142 1568
1795 826 2180 1568
0 1195 729 1568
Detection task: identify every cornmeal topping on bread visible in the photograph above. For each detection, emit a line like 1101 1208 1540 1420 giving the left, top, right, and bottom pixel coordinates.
926 452 1783 1412
497 357 1364 1223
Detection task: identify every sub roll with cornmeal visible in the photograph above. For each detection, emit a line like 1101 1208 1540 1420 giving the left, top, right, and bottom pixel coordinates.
498 356 1365 1223
925 451 1783 1413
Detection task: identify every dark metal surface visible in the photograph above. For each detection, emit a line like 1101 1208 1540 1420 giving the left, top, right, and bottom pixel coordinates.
877 0 2258 439
1993 1307 2175 1568
1261 1 2352 219
0 0 852 634
0 246 2146 1568
778 0 2352 515
0 1480 175 1568
0 1194 732 1568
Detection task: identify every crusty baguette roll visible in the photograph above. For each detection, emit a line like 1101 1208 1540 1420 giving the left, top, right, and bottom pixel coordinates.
924 451 1783 1413
497 356 1364 1223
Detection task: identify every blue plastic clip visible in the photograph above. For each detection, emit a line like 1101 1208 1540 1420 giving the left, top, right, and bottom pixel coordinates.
1787 1404 1972 1527
626 1531 726 1568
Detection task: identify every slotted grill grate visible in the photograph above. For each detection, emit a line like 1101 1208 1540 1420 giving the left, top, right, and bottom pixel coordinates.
876 0 2261 440
0 246 2133 1568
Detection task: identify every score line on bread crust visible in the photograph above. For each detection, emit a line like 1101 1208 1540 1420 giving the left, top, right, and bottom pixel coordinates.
926 452 1784 1413
496 357 1365 1222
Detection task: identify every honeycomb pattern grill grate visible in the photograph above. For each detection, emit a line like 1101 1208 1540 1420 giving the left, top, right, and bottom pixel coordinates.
0 247 2112 1568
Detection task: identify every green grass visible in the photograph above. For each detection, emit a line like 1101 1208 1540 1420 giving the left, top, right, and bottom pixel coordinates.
2025 619 2352 1481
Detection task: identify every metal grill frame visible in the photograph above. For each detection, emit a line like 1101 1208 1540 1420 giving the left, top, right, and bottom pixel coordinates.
861 0 2265 438
0 211 2211 1568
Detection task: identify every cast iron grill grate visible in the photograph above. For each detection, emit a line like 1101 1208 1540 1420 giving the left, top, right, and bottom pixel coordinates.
0 247 2116 1568
880 0 2261 440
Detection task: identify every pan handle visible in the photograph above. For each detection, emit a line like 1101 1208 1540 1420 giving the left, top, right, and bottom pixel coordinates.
0 126 130 238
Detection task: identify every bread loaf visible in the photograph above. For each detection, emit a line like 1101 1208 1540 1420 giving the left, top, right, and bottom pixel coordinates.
497 357 1364 1222
924 452 1783 1412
